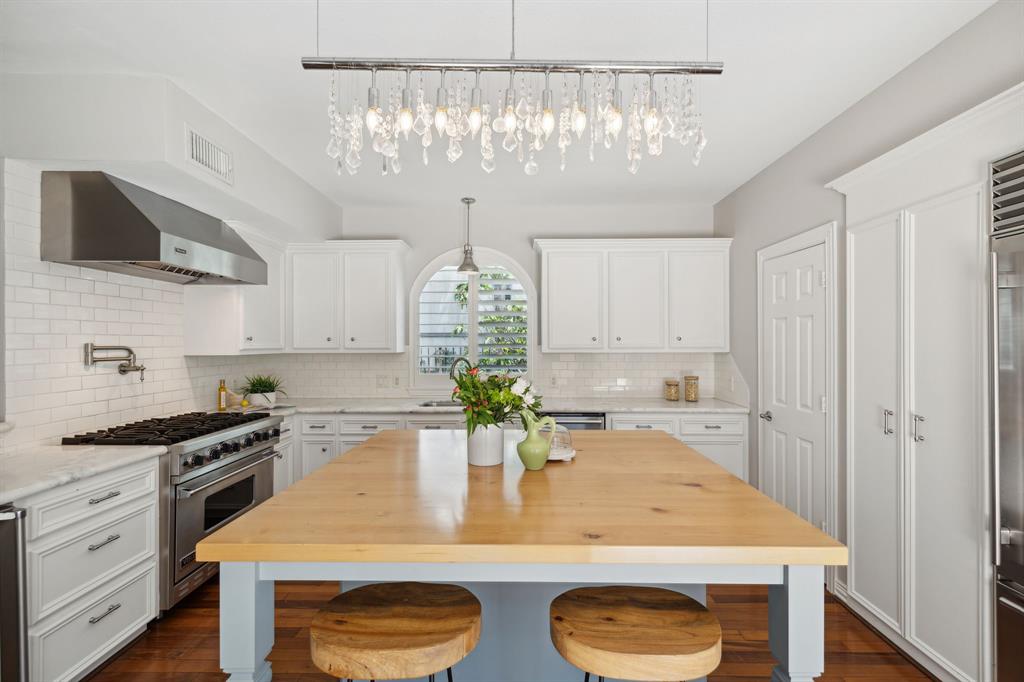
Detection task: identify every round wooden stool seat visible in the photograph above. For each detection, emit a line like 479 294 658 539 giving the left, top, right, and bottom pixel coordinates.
550 586 722 682
310 582 482 680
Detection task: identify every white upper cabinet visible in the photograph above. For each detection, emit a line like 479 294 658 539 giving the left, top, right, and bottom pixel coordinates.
608 251 665 350
183 226 285 356
668 248 729 351
535 238 731 353
288 241 407 353
542 250 605 350
289 250 341 350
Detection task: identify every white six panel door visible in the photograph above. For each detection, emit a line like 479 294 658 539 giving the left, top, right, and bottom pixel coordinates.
290 252 340 349
607 251 666 350
669 249 728 351
343 251 390 350
906 188 983 680
847 213 903 632
543 251 604 350
759 243 827 528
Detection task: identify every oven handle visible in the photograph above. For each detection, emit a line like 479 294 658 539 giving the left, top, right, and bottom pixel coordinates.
177 450 278 499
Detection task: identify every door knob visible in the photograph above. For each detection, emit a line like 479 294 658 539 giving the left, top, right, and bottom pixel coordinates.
759 411 773 422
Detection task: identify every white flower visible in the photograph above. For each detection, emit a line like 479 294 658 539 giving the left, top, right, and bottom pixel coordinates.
524 390 536 404
510 377 528 397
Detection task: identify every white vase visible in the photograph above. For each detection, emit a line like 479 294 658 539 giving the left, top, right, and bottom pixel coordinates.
251 392 277 406
467 424 504 467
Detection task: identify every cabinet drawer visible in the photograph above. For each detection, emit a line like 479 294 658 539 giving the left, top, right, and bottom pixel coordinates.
679 415 745 436
609 416 677 435
339 418 401 434
30 503 156 623
27 460 158 541
301 418 336 435
405 417 464 431
31 565 156 682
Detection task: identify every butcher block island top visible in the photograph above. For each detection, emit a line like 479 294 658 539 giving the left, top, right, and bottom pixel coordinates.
197 430 847 566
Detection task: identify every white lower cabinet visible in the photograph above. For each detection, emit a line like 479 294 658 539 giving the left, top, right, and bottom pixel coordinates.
17 457 160 682
607 412 748 481
301 440 337 477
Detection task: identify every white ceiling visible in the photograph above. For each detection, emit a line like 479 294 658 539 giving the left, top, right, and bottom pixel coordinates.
0 0 994 207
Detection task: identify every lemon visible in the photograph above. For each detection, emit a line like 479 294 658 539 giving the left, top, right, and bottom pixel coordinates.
241 399 250 407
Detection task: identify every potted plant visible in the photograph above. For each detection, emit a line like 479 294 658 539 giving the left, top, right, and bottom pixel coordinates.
451 365 543 467
239 374 287 407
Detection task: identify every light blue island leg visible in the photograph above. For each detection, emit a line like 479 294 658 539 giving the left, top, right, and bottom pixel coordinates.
768 565 825 682
220 562 275 682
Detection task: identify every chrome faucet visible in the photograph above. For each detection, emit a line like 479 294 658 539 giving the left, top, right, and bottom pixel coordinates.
84 343 146 382
449 356 472 380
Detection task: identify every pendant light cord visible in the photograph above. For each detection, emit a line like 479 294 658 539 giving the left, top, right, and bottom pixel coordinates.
705 0 709 61
510 0 516 60
315 0 320 57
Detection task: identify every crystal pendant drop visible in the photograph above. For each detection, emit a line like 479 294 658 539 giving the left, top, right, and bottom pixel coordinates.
524 152 538 175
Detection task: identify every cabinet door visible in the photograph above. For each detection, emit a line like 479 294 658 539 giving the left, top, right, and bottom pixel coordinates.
241 238 284 350
668 249 728 350
682 438 746 480
291 252 340 349
301 440 336 476
544 251 604 350
847 213 902 631
906 190 983 679
607 251 666 349
273 440 293 494
343 251 391 350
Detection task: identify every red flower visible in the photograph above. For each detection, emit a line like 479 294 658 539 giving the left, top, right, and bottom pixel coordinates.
452 386 460 394
468 367 479 376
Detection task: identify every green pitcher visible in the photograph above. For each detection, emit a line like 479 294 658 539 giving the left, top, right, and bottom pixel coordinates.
517 412 557 471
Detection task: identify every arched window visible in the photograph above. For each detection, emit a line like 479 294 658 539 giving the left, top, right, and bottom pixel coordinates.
411 248 534 390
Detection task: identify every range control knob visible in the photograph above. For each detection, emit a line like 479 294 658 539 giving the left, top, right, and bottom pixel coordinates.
243 436 254 448
254 432 265 442
209 447 222 460
183 455 199 467
271 428 280 437
231 442 241 452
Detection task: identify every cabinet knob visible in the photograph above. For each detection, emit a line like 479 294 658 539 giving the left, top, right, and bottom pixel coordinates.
321 447 328 453
350 337 356 342
246 336 254 342
676 336 682 341
326 337 332 342
592 336 597 342
616 336 622 342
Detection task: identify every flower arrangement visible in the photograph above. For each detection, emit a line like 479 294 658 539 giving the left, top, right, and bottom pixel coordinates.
451 365 542 434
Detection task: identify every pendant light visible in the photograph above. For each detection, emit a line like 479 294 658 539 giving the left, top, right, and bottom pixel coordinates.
457 197 480 276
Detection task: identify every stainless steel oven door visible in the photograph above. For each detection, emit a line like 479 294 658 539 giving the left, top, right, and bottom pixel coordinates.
172 448 275 585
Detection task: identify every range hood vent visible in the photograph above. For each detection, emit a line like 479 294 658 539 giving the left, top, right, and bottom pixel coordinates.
41 171 266 285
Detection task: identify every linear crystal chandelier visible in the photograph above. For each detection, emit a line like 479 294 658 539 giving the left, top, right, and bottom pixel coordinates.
303 2 723 177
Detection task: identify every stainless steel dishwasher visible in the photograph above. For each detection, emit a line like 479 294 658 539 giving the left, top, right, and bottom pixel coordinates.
0 505 28 682
540 412 606 430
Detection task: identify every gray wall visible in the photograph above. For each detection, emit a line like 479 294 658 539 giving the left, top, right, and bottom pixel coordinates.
713 0 1024 551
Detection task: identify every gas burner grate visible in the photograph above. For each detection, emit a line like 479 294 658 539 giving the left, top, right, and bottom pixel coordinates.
61 411 271 446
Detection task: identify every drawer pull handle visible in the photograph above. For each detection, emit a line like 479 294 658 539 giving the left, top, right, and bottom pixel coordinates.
88 602 121 624
424 425 442 429
704 424 722 430
88 490 121 505
88 533 121 551
361 425 379 430
635 424 653 429
308 424 327 430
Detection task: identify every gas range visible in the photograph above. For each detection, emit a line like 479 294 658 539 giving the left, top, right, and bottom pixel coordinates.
61 410 283 609
61 411 283 482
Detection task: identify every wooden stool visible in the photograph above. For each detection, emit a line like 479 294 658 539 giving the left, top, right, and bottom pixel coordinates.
550 586 722 682
310 582 482 681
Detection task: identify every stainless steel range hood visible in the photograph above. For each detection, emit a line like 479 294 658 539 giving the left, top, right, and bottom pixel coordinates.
41 171 267 285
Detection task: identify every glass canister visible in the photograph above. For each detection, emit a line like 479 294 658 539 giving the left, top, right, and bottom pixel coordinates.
683 375 700 402
664 379 680 402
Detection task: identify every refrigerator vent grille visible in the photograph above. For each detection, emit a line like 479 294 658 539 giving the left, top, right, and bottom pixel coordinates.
186 125 234 185
992 148 1024 232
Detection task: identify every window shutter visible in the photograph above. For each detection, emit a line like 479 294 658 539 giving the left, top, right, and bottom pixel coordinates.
476 267 528 374
417 267 470 375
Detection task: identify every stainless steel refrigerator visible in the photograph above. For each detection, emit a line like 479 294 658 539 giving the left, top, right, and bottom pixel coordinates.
0 505 28 682
992 148 1024 681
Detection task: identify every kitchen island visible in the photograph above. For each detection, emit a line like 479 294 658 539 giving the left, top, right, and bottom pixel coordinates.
198 430 846 682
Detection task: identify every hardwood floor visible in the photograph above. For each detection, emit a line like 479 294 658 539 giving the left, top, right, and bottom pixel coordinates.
88 579 931 681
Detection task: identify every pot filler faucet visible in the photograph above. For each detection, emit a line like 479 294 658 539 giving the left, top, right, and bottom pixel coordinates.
84 342 146 381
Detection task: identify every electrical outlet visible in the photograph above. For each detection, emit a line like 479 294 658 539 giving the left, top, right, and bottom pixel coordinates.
730 375 735 393
376 375 389 389
550 376 557 387
393 376 400 388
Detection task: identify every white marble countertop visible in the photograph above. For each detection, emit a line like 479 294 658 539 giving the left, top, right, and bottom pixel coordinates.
0 444 167 506
255 396 748 416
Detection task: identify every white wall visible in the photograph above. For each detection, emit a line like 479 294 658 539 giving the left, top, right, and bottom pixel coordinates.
713 0 1024 566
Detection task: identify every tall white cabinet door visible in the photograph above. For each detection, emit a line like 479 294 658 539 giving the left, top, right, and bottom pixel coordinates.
668 250 728 350
607 251 666 350
291 252 340 349
240 237 284 350
906 190 983 680
847 213 903 631
343 251 391 350
543 251 604 350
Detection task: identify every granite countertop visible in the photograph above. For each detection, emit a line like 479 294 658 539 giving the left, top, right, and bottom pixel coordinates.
0 444 167 506
254 396 748 416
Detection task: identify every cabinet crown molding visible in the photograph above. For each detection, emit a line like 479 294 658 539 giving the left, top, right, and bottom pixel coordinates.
534 237 731 252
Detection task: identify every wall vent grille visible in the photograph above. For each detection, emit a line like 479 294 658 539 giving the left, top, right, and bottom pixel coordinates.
992 148 1024 233
186 125 234 185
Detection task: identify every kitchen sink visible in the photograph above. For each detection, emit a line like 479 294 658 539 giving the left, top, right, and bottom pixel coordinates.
418 400 461 407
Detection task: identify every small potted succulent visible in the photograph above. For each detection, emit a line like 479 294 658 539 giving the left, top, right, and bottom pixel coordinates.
239 374 286 406
451 365 543 467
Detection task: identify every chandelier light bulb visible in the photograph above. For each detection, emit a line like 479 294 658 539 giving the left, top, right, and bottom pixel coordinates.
572 105 587 137
541 88 555 138
643 87 659 135
365 82 381 135
607 107 623 137
434 75 448 136
503 105 516 130
468 85 483 136
398 85 414 135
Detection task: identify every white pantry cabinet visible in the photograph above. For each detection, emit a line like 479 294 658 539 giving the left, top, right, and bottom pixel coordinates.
535 239 730 353
184 226 286 355
287 241 408 353
828 84 1018 681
